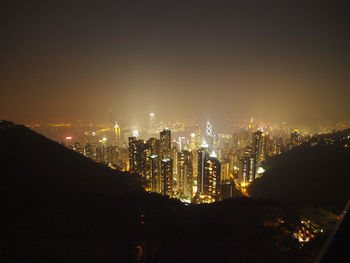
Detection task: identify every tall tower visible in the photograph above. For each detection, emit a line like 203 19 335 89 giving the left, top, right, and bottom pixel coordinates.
252 130 266 180
248 117 254 132
197 141 210 196
206 121 214 149
114 122 121 147
149 112 156 133
150 154 160 193
161 158 173 197
160 129 171 159
128 137 144 175
196 146 221 203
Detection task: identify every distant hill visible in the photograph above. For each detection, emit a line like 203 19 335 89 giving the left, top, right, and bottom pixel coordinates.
248 129 350 211
0 121 334 262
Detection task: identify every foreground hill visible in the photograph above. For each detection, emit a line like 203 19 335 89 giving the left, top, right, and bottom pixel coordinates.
0 121 335 262
249 129 350 212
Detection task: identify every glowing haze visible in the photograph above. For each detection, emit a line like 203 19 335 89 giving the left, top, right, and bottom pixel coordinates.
2 0 350 126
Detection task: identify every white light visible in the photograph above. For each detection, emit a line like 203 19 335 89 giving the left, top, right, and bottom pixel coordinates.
210 150 217 158
114 122 119 128
102 137 107 142
201 140 209 148
133 130 139 137
257 167 265 174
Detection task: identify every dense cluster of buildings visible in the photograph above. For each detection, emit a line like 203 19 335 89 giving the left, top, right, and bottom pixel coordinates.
62 114 307 204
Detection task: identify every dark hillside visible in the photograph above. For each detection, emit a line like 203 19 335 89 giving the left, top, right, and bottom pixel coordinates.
248 129 350 211
0 121 333 262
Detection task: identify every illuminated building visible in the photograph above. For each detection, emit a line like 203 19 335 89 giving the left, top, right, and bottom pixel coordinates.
196 142 221 202
248 117 254 132
149 112 156 133
240 156 252 186
150 154 161 193
114 122 121 146
195 125 201 149
206 121 214 149
161 158 173 197
189 133 196 151
220 161 230 183
171 147 179 192
290 130 300 149
141 142 152 182
96 145 117 165
147 137 160 156
160 129 171 159
252 130 266 180
239 146 253 185
128 136 152 180
197 141 210 195
84 143 93 159
128 137 144 175
73 142 83 154
178 150 193 200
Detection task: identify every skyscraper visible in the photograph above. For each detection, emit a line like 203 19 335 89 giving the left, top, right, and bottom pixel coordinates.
160 129 171 159
197 141 210 196
150 154 160 193
114 122 121 147
206 121 214 149
252 130 266 180
178 150 193 200
128 136 144 174
196 142 221 203
161 158 173 197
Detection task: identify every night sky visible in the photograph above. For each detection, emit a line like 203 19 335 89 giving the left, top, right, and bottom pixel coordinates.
2 0 350 126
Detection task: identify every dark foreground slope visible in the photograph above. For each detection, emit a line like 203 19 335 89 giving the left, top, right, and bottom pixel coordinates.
0 121 332 262
249 129 350 212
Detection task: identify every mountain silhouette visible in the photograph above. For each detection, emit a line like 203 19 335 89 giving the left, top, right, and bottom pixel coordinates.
248 128 350 212
0 120 337 262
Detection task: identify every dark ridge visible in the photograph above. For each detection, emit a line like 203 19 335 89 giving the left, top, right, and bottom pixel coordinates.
1 121 335 262
248 129 350 212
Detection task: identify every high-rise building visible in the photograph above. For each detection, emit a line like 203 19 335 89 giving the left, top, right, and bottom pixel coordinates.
248 117 254 132
178 150 193 200
197 141 210 196
150 154 160 193
206 121 214 149
84 143 93 159
252 130 266 180
239 146 253 186
171 147 179 192
147 137 160 156
149 112 156 131
161 158 173 197
195 125 201 149
160 129 171 159
128 137 144 174
220 161 230 183
114 122 121 146
196 142 221 203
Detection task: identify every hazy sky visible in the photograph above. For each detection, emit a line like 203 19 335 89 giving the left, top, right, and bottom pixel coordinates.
2 0 350 126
